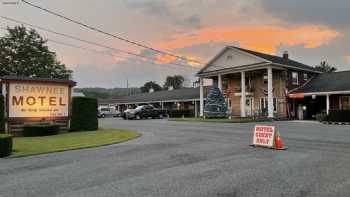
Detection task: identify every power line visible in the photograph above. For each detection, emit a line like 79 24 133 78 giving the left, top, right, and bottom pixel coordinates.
50 40 198 71
0 17 200 70
0 26 198 71
20 0 206 65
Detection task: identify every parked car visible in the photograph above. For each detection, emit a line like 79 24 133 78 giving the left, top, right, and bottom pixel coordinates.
98 106 121 118
123 105 167 120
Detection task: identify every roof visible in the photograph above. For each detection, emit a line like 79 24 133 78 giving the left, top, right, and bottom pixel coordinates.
198 46 320 75
230 46 319 72
290 71 350 94
0 76 76 86
99 87 210 104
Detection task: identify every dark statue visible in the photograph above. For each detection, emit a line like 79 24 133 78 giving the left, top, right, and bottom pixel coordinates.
204 87 228 118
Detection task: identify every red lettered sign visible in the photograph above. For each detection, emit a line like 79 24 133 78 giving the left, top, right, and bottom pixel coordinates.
253 125 275 148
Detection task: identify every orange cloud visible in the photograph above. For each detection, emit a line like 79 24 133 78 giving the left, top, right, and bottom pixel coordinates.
346 54 350 62
154 54 178 64
156 24 339 54
154 53 204 68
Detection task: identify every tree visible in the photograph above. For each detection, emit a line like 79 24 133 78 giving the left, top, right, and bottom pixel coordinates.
140 81 162 93
314 61 337 73
204 87 227 118
163 75 185 90
0 26 72 79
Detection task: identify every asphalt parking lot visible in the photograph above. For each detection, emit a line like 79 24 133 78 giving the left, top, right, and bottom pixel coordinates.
1 119 350 197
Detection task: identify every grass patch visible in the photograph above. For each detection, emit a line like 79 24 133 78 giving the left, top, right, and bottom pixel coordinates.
12 129 141 157
169 117 267 123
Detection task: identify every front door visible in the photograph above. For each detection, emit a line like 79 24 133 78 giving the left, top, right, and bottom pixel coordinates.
245 98 253 116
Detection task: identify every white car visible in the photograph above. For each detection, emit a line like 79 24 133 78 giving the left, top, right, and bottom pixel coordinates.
98 106 121 118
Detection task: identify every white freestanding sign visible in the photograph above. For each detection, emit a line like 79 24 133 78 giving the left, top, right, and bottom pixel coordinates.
8 83 69 118
252 125 275 148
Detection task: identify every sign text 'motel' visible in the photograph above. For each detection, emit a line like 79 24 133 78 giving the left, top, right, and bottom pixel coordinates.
9 83 69 118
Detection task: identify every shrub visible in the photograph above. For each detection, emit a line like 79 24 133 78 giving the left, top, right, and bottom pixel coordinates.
315 113 328 122
23 123 60 137
328 110 350 122
70 97 98 131
0 95 5 133
167 109 194 118
0 134 12 157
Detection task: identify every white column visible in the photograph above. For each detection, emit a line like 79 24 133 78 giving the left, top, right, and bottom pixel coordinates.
199 78 204 117
240 71 246 117
267 67 274 118
218 74 222 91
326 94 330 115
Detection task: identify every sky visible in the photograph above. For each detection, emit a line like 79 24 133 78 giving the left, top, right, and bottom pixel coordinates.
1 0 349 88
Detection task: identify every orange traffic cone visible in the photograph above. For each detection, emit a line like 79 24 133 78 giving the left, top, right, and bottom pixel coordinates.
274 131 287 150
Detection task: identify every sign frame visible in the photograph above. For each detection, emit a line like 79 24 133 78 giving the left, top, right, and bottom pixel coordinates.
0 76 76 135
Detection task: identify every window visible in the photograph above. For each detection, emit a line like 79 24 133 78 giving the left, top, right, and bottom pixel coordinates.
260 97 277 113
303 73 308 81
292 72 299 85
340 96 350 110
227 55 233 60
263 73 268 84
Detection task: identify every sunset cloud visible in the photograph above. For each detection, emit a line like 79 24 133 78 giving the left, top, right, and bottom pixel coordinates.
346 54 350 63
156 24 339 54
154 54 178 64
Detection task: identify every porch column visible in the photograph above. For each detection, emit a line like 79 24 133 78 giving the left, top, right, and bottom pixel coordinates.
326 94 330 115
200 77 204 117
240 71 246 117
267 67 274 118
218 74 222 91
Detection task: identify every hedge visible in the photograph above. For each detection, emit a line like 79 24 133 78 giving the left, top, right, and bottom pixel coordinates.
167 109 194 118
23 123 60 137
328 110 350 122
0 95 5 133
70 97 98 131
0 134 12 157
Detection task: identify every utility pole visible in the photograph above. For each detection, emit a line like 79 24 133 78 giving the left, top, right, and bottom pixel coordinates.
126 78 130 96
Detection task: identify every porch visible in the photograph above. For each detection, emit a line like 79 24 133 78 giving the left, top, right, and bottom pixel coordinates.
199 66 286 119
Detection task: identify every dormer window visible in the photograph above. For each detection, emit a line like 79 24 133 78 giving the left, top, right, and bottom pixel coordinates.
292 72 299 85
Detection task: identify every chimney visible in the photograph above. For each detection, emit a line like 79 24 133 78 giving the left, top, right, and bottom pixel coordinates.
283 51 289 59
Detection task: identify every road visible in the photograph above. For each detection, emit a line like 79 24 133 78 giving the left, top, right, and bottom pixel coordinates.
1 119 350 197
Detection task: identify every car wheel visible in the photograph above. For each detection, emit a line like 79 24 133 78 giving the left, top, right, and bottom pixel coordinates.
101 114 105 118
136 115 141 120
159 114 163 119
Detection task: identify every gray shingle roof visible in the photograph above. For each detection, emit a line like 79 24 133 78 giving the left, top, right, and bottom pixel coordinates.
230 46 319 72
290 71 350 93
99 87 210 104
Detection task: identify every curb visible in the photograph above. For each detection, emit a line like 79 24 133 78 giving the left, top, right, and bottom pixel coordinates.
322 121 350 125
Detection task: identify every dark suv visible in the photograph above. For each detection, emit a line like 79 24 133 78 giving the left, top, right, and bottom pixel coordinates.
123 105 167 120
